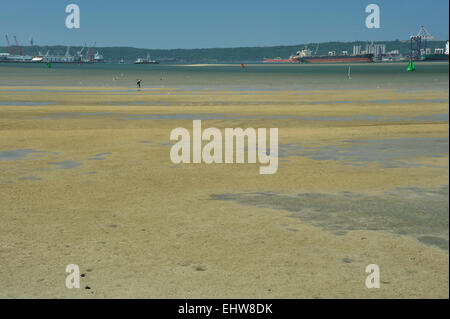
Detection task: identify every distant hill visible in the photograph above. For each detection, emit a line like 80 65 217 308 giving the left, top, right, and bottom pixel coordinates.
0 40 447 63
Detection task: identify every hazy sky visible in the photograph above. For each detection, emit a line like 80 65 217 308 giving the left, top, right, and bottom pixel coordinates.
1 0 448 49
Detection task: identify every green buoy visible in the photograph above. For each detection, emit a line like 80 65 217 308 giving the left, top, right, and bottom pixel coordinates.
406 60 415 71
46 62 51 69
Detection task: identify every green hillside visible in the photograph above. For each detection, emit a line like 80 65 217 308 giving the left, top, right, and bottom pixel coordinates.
0 40 447 63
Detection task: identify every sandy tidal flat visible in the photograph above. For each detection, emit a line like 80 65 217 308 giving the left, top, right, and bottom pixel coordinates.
0 87 448 298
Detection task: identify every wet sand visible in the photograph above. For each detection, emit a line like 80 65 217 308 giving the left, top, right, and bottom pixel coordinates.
0 87 448 298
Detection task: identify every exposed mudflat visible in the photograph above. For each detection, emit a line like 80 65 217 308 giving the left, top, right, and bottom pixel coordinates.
0 86 448 298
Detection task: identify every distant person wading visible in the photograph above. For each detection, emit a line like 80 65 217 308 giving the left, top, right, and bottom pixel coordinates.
137 79 142 88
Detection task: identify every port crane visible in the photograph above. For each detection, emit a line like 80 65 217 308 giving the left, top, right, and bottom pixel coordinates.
88 42 97 62
5 35 14 55
13 36 23 55
410 26 434 59
76 46 85 60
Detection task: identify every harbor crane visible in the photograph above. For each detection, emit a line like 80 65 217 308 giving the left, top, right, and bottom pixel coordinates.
5 35 14 55
76 46 85 60
410 26 434 59
88 42 97 62
13 36 23 55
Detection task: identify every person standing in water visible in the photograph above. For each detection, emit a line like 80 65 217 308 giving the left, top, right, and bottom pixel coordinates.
136 79 142 88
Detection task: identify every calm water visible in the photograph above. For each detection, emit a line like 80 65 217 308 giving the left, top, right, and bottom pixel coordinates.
0 62 448 91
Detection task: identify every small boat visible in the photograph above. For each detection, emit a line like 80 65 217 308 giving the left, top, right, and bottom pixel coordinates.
134 54 159 64
31 56 44 63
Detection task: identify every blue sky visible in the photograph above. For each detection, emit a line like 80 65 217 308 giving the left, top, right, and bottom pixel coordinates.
0 0 448 49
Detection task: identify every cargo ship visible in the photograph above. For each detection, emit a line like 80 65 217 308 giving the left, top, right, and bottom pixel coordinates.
300 54 373 63
34 55 77 63
0 53 34 63
1 48 105 64
419 53 449 61
264 49 373 64
416 40 449 61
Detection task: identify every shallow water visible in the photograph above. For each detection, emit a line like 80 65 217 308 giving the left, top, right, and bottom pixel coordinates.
0 63 448 91
0 149 57 161
279 138 449 168
104 101 171 106
311 98 449 105
0 102 55 106
211 185 449 250
48 160 83 169
94 152 112 157
35 112 449 123
18 176 42 181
